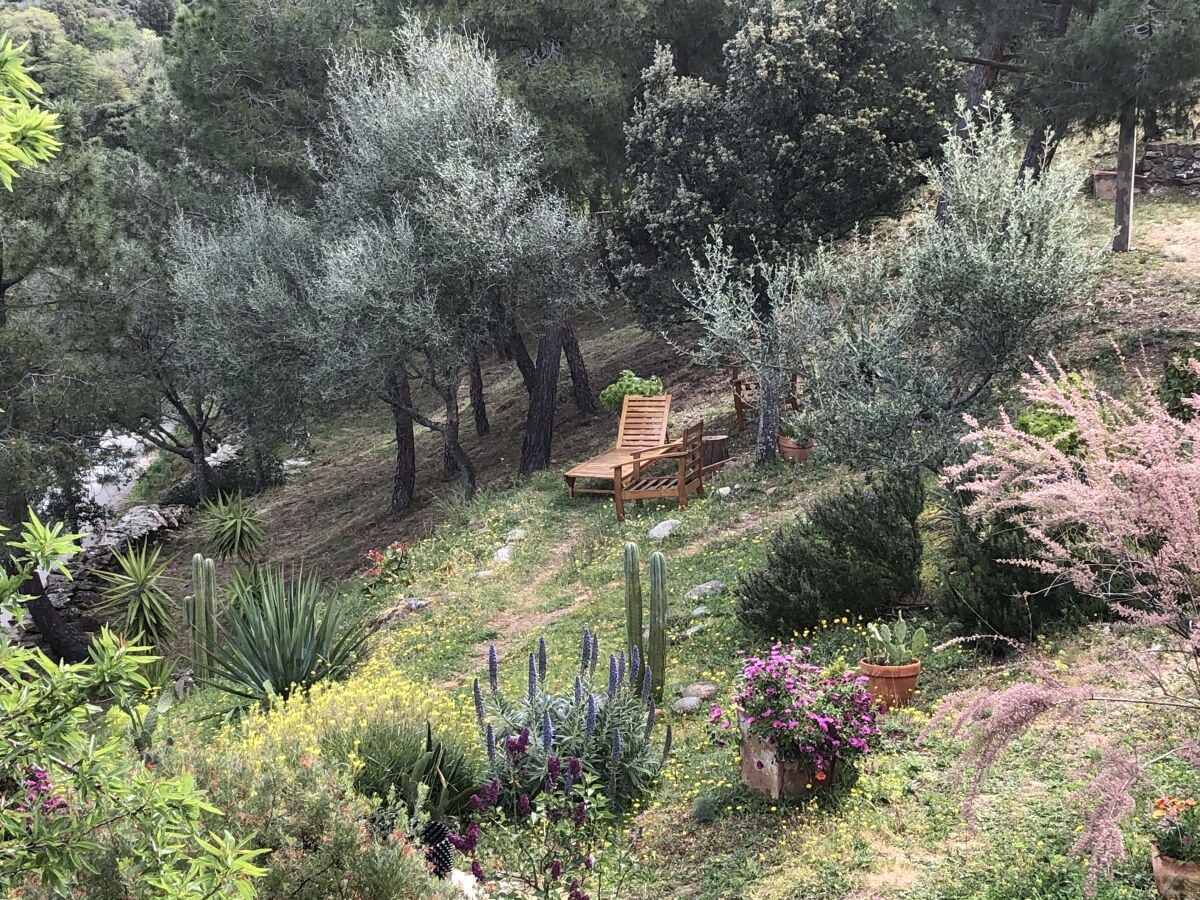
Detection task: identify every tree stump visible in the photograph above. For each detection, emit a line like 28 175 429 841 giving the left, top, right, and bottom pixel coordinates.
702 434 730 475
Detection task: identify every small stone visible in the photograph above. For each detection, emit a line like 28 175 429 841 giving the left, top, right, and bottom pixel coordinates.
472 569 494 580
715 486 735 502
671 696 703 714
504 528 527 543
680 682 718 701
648 519 681 540
690 605 710 619
684 580 726 602
672 623 707 644
405 598 430 612
493 546 511 563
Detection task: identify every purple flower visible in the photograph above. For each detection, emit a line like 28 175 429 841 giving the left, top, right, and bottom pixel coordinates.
641 663 653 700
617 649 626 685
485 723 496 765
590 631 599 675
528 653 538 703
574 801 587 826
541 710 555 752
547 755 562 779
584 854 594 870
471 859 485 882
645 698 657 740
551 859 563 880
488 643 499 693
630 645 641 686
569 879 589 900
581 627 592 672
537 636 548 683
607 654 619 699
568 756 583 780
585 693 597 741
473 678 485 725
574 673 584 706
518 793 532 816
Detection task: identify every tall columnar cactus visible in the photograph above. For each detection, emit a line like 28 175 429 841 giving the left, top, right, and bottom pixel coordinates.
623 542 643 663
184 553 218 679
648 550 668 701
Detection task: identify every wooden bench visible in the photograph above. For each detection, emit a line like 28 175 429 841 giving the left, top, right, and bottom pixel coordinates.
731 366 801 432
564 394 673 498
613 421 705 521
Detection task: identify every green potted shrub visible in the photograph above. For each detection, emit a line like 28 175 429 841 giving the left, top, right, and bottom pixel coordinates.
858 614 928 710
599 370 664 414
777 417 813 462
1151 796 1200 898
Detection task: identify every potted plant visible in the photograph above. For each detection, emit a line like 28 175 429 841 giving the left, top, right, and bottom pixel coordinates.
858 615 928 711
777 419 813 463
712 644 877 800
1151 796 1200 898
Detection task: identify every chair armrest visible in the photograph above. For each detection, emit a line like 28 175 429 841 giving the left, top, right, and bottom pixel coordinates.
630 440 682 462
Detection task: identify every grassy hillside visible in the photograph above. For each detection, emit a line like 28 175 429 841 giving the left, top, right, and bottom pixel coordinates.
146 189 1200 899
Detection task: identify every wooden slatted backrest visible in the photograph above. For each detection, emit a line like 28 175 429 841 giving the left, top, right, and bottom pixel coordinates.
616 394 672 451
680 420 705 483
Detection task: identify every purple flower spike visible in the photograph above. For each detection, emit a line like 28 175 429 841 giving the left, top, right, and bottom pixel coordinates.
645 698 657 740
551 859 563 880
488 643 499 694
581 627 592 672
617 649 626 685
574 673 584 706
519 793 532 816
473 678 485 725
537 636 548 683
585 693 597 741
541 709 554 752
641 663 653 700
607 654 619 700
528 653 538 703
630 645 641 686
485 723 496 764
590 631 599 675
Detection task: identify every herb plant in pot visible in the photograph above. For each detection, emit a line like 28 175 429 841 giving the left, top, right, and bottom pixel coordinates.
777 418 813 463
859 615 928 711
713 644 877 800
1151 796 1200 898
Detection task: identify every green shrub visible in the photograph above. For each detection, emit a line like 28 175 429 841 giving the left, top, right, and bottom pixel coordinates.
206 567 368 712
598 369 664 413
322 718 481 823
159 453 283 508
929 498 1098 643
202 491 266 563
1159 346 1200 421
96 543 176 647
736 473 924 635
1013 406 1081 455
167 737 456 900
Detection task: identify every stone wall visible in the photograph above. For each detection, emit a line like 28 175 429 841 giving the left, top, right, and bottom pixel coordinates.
1139 142 1200 187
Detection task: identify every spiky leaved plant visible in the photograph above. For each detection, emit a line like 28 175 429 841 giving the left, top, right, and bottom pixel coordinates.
97 544 176 647
201 491 265 563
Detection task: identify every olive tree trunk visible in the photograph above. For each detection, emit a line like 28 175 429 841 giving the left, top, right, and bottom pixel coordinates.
519 324 564 475
1113 102 1138 253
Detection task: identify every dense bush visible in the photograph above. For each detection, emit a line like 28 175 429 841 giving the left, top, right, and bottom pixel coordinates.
736 473 924 635
929 498 1096 643
206 567 368 712
202 491 266 563
322 718 480 823
599 369 664 413
478 633 669 814
160 454 284 508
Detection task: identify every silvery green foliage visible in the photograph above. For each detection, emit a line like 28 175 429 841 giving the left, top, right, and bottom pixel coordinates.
865 615 929 665
774 97 1100 472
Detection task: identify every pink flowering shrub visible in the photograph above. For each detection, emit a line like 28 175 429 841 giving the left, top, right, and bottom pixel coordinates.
712 644 878 778
361 541 413 592
945 357 1200 645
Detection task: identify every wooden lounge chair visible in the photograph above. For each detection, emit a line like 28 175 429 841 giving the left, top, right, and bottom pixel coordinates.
564 394 673 498
731 366 802 432
613 420 705 522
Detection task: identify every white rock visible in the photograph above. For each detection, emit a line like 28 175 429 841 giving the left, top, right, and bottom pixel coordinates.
672 696 703 714
648 519 681 540
504 527 527 543
680 682 718 701
684 580 726 601
493 546 511 563
472 569 494 580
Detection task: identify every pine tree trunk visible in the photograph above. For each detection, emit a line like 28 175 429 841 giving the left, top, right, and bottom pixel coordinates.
562 322 597 414
469 350 490 436
441 391 475 499
519 324 564 476
1113 102 1138 253
387 367 416 514
22 571 91 663
507 321 537 395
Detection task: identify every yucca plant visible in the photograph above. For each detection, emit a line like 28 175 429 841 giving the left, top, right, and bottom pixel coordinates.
96 544 176 647
201 491 265 563
205 566 368 712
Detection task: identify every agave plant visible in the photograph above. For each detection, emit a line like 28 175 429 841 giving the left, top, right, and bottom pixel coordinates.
205 566 368 711
96 544 176 646
201 491 265 563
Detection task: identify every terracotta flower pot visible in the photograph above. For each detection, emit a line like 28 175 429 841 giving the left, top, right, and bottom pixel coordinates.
1152 844 1200 899
738 726 835 800
858 658 921 711
777 435 813 463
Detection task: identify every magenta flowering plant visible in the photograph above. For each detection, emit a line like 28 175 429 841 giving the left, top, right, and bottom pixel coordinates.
713 643 878 776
